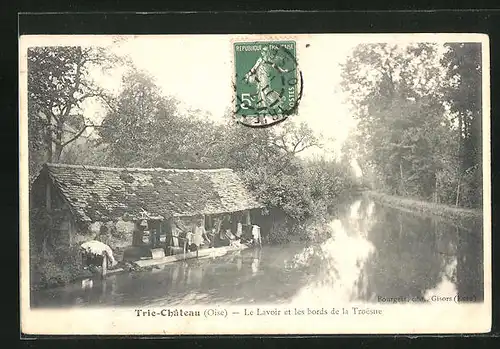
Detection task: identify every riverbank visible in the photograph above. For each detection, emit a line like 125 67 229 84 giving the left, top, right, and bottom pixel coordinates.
364 191 483 225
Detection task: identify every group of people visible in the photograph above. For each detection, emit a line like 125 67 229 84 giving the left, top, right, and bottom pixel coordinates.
185 219 212 252
178 214 261 253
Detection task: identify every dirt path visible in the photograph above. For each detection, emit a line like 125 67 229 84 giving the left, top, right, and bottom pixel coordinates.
364 191 483 224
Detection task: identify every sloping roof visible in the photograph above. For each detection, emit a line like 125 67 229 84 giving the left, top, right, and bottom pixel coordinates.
43 163 263 222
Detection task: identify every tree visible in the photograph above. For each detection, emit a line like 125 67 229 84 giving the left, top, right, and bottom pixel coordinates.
271 121 322 156
28 46 120 167
98 69 180 166
441 43 482 208
340 43 456 201
98 69 228 169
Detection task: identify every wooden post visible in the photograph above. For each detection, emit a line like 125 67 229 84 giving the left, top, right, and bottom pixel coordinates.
256 225 262 248
245 210 251 225
81 252 86 269
158 221 163 249
101 253 107 279
102 276 107 295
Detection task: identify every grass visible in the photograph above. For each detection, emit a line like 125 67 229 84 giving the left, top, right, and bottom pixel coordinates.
364 191 483 225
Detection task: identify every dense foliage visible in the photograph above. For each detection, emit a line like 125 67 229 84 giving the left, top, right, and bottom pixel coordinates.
29 208 91 290
27 46 122 179
340 43 482 208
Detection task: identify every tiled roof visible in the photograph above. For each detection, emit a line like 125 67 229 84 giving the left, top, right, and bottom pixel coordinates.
44 163 263 222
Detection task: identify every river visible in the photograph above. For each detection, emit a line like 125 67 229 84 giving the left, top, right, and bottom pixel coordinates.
30 196 484 308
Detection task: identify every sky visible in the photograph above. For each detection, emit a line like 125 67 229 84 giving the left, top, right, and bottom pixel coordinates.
86 35 360 162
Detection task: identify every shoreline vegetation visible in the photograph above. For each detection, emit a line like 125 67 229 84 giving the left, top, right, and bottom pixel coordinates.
365 191 482 227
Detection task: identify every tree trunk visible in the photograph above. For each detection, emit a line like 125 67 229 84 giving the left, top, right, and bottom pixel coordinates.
45 114 53 162
399 162 406 195
54 143 63 162
42 234 49 259
101 253 107 278
456 114 465 207
54 122 64 162
245 210 251 225
434 175 439 203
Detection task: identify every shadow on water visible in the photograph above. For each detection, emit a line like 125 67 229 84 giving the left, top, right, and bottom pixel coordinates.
356 200 483 303
31 196 484 308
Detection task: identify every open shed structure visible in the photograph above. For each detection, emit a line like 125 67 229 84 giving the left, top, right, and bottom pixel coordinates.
30 163 264 258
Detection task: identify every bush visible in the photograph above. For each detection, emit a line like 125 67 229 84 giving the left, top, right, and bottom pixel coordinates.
33 260 67 288
31 259 72 290
301 217 333 243
267 219 294 244
31 245 92 290
240 156 358 243
29 208 92 290
242 165 313 222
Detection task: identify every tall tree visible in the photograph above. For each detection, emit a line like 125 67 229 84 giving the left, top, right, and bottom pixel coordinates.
28 46 119 168
98 69 180 167
341 43 455 200
98 69 226 169
441 43 482 208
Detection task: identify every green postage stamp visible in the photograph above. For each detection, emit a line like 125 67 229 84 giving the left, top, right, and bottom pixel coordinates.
233 40 302 127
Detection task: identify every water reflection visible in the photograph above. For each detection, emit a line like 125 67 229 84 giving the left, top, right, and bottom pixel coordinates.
251 249 261 275
359 201 483 303
282 197 482 305
31 197 484 308
290 199 376 303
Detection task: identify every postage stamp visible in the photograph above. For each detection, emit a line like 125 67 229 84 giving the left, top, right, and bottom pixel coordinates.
233 40 302 127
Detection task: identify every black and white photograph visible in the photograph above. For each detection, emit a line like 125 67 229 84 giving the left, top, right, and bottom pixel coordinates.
19 33 491 335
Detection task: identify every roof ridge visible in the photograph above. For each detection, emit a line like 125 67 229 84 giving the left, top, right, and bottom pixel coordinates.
45 163 233 173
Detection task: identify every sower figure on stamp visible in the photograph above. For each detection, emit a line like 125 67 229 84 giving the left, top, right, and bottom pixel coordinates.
244 46 290 111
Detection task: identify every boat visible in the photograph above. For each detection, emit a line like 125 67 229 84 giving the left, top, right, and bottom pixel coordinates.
134 243 253 268
105 242 255 276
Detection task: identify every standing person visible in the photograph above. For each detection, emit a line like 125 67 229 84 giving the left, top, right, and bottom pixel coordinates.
221 215 234 245
207 223 216 248
185 224 195 252
173 219 191 250
193 219 206 249
236 220 243 240
252 225 262 247
221 214 231 233
150 228 157 248
211 217 221 248
171 223 180 248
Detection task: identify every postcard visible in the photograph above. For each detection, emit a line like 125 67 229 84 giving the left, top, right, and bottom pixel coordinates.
19 33 491 335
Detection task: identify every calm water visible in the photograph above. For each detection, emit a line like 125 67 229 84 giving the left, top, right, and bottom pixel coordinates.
31 197 484 308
